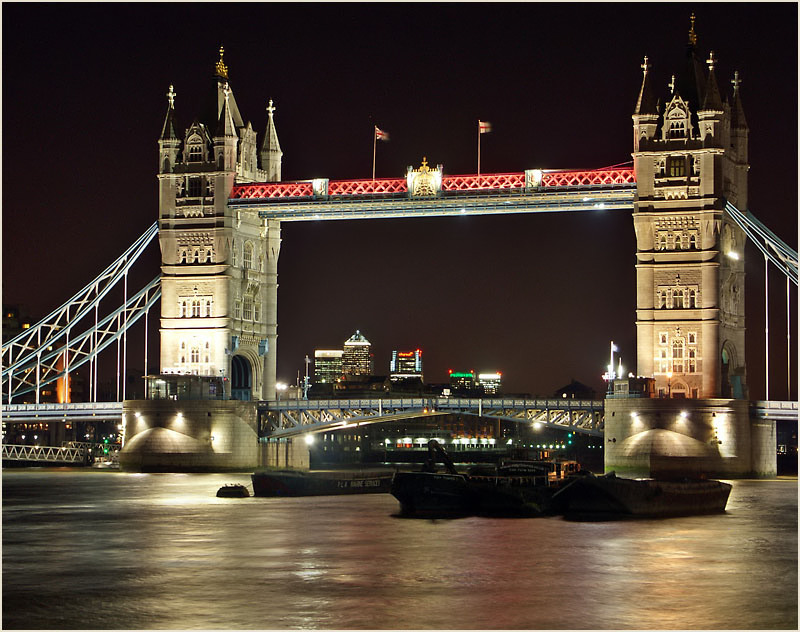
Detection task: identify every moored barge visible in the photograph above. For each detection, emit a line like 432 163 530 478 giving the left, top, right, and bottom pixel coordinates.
251 469 393 497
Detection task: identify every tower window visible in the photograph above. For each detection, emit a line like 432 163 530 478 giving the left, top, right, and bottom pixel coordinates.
668 120 686 139
668 156 686 178
188 177 203 197
244 243 254 270
187 145 204 163
243 297 253 321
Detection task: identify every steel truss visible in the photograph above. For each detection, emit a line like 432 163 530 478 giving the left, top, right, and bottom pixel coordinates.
725 201 798 285
258 397 604 439
1 443 87 464
2 222 158 370
2 401 124 423
3 278 161 402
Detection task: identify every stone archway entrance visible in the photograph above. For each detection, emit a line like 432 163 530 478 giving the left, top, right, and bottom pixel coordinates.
231 355 253 401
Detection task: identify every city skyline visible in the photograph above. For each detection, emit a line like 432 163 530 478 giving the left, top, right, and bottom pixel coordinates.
2 4 796 399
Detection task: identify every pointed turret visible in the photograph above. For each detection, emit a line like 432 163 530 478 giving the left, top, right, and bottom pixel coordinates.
159 84 181 173
260 99 283 182
730 71 748 130
213 83 238 170
701 51 724 112
634 56 659 116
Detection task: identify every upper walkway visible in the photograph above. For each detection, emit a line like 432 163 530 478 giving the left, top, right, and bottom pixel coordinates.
228 167 637 221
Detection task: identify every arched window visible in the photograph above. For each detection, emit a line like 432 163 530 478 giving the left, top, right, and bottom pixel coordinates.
163 157 170 172
668 120 686 139
688 349 697 373
205 299 212 317
672 289 684 308
180 300 187 318
190 346 200 363
205 248 212 263
243 297 253 320
689 233 698 249
188 145 203 163
687 289 697 308
192 300 201 317
672 340 684 373
231 240 238 267
243 242 254 270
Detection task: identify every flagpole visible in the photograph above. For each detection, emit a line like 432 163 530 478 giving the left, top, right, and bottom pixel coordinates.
372 126 377 181
477 119 481 181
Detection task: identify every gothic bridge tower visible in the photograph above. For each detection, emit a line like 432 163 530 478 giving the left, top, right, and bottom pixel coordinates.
157 48 283 400
632 18 749 399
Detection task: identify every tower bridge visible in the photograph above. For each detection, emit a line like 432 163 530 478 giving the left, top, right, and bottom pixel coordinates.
3 34 797 476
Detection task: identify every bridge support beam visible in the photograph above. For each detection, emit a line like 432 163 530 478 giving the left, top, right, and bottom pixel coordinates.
262 219 280 401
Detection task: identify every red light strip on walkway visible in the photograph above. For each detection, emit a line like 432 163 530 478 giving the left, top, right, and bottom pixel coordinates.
230 168 635 200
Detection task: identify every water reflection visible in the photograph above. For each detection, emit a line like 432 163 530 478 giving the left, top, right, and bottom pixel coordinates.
3 471 796 630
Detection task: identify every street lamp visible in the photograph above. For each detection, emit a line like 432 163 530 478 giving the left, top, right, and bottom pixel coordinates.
276 382 287 401
666 371 673 398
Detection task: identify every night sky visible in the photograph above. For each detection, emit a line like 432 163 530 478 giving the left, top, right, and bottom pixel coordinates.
2 3 797 400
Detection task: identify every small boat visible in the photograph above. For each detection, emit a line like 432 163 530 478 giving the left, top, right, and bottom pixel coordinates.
216 483 250 498
390 440 577 517
551 471 732 519
251 470 393 497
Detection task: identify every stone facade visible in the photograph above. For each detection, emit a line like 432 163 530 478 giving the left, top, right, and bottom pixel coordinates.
157 50 282 402
604 396 775 478
119 399 260 471
632 38 749 399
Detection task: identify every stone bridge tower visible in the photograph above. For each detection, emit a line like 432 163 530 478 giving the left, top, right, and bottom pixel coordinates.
632 19 749 399
156 48 283 401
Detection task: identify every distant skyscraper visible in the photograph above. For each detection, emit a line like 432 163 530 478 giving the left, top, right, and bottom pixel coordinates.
390 349 423 381
342 330 371 376
314 350 343 384
448 370 475 391
478 372 502 395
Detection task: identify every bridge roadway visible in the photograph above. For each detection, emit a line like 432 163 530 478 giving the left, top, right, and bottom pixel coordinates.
228 168 637 221
3 399 795 438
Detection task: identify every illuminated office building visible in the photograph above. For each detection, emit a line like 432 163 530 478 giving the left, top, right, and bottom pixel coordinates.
314 349 343 384
478 372 502 395
342 330 371 376
448 370 475 391
390 349 423 381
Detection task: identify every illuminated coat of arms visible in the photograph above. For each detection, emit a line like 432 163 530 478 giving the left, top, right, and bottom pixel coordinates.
407 157 442 197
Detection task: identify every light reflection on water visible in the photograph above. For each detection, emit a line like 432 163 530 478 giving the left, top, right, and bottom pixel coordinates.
3 470 797 630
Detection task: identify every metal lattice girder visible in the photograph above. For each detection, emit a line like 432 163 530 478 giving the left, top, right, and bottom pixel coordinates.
1 402 124 423
233 186 635 222
724 201 798 285
2 222 159 371
4 277 161 401
1 444 86 463
259 397 604 439
230 167 636 201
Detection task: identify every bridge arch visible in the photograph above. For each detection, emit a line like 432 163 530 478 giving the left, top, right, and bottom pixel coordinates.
231 352 258 401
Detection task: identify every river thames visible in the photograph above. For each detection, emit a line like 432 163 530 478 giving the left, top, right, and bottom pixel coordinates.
2 470 797 630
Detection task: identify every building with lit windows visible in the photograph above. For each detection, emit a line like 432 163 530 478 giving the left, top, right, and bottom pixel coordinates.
314 349 343 384
477 372 502 395
342 330 371 376
448 370 475 391
390 349 423 381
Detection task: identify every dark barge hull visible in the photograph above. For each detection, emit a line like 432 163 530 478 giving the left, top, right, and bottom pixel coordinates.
390 471 556 517
251 470 393 497
552 473 732 519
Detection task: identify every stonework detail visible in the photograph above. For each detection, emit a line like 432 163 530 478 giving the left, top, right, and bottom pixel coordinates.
632 42 748 399
157 65 283 400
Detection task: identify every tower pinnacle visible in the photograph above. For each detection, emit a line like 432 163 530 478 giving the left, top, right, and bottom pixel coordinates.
215 45 228 79
688 13 697 46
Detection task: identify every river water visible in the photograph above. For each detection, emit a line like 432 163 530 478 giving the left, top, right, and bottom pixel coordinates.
2 470 797 630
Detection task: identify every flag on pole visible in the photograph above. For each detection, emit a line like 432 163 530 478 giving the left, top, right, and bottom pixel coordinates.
479 120 492 134
375 126 390 141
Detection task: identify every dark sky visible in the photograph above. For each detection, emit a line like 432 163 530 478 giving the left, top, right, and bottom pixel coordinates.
2 3 797 400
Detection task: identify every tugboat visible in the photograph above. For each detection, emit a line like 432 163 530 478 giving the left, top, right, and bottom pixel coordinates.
390 440 578 517
551 471 732 519
216 483 251 498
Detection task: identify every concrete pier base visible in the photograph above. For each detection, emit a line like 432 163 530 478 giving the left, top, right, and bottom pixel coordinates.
119 399 260 472
604 398 776 479
260 438 311 470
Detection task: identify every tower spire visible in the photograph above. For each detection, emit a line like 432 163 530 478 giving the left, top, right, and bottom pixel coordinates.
160 84 179 141
633 56 658 115
688 12 697 47
260 98 283 182
215 45 228 79
701 50 724 111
